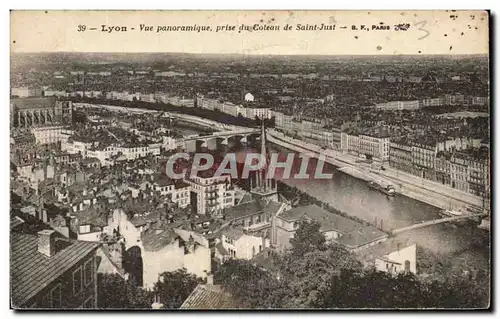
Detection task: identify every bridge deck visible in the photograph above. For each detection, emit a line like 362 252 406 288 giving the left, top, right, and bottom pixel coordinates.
179 129 260 142
390 213 488 235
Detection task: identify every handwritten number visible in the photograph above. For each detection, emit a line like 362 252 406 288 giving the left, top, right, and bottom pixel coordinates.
394 23 410 31
77 25 86 32
414 20 429 40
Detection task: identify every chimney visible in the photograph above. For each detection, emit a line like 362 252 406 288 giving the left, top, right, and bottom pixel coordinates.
37 230 57 257
206 274 214 285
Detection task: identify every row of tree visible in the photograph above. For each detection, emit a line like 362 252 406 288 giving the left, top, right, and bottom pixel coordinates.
67 96 276 128
213 219 490 309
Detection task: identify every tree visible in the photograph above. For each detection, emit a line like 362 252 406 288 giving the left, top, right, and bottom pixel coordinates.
214 259 285 308
98 273 128 309
289 219 326 256
153 268 205 309
214 215 490 309
97 274 152 309
279 244 363 308
125 277 153 309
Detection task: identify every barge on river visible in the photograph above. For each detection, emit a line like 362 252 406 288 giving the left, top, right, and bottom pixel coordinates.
338 166 397 196
368 181 396 196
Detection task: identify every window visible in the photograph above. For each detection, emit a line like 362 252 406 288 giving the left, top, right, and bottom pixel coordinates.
73 267 82 295
84 258 93 286
41 294 50 308
51 284 61 308
405 260 411 272
41 284 61 308
83 296 94 309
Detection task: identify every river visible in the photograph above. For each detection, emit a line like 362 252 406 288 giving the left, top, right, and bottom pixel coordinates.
195 132 490 275
267 142 490 271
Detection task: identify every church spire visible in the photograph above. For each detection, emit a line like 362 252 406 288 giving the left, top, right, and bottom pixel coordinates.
260 120 267 164
250 119 278 202
260 120 268 191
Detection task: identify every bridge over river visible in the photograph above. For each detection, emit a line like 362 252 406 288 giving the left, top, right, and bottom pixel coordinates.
177 128 260 149
390 212 488 236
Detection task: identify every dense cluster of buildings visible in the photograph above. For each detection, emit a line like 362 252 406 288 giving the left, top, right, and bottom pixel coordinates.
11 86 488 202
11 102 420 308
10 56 490 308
12 86 196 109
389 137 490 198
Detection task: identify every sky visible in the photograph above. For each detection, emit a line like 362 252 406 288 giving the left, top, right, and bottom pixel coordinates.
10 10 489 55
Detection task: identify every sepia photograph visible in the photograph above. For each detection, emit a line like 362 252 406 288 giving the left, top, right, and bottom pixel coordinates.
9 10 491 310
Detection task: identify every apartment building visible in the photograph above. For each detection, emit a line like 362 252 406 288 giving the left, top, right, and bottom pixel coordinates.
184 172 235 216
358 131 391 162
389 140 413 172
341 129 390 162
374 100 421 111
152 177 192 208
421 97 444 107
11 87 43 98
213 227 270 262
31 126 74 146
444 93 465 106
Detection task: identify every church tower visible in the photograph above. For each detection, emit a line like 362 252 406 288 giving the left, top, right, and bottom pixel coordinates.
250 121 278 202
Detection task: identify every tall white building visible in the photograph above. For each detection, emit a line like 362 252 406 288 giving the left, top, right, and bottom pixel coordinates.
185 173 235 216
358 133 391 162
342 130 390 162
245 106 272 120
375 100 421 111
31 126 74 146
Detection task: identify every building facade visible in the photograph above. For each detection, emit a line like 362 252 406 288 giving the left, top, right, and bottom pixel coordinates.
11 230 100 309
421 97 444 107
31 126 74 146
389 141 413 173
358 133 390 162
141 228 211 288
11 97 73 128
185 174 235 216
411 142 437 180
374 100 421 111
11 87 43 98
